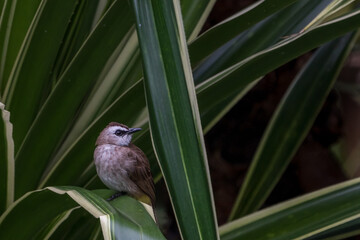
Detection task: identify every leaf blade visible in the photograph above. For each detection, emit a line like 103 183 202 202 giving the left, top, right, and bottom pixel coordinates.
0 186 163 240
14 0 134 199
0 0 42 94
0 102 14 214
196 8 360 114
181 0 216 41
229 31 359 219
3 0 79 147
188 0 300 68
220 177 360 240
130 0 218 239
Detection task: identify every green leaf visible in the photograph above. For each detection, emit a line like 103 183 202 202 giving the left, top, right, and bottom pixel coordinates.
229 32 358 219
195 3 360 136
109 194 163 239
14 0 134 199
181 0 216 41
0 0 5 16
0 187 163 240
131 0 218 239
0 188 77 239
56 29 140 157
3 0 79 148
0 102 14 214
188 0 299 68
50 0 100 82
196 8 360 114
301 0 359 32
193 0 337 84
33 208 96 240
0 0 42 94
308 217 360 239
219 177 360 240
47 208 100 240
195 0 337 135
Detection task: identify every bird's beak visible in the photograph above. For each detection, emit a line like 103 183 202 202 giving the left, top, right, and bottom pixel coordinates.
128 127 142 134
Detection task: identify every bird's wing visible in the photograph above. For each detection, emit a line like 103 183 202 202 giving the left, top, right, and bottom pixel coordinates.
127 144 156 206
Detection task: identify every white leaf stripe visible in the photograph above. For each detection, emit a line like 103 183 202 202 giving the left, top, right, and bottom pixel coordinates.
0 102 14 210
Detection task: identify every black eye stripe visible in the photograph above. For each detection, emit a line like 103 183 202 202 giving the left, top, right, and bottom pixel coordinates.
115 129 127 136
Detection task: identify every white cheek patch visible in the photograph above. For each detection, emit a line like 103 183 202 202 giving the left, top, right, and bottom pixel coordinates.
116 135 132 146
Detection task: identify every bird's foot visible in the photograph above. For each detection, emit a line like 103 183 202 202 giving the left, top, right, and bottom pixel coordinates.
107 192 125 201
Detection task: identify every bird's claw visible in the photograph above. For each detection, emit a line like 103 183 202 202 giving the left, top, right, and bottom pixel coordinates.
107 192 125 201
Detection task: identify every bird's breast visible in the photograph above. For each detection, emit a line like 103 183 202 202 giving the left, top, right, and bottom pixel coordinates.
94 144 136 192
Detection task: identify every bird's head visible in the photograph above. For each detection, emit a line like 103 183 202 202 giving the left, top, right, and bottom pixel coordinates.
96 122 141 146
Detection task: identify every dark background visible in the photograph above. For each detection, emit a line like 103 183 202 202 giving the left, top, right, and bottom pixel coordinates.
160 1 360 239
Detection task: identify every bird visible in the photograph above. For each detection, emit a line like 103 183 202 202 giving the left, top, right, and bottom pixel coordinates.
94 122 155 208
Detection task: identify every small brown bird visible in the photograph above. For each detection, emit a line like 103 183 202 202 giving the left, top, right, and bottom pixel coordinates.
94 122 155 207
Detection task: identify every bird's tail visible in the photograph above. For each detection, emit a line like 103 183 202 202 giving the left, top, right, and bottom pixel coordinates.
137 195 158 224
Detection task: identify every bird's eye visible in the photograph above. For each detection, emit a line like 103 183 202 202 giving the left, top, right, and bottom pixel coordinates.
115 129 126 136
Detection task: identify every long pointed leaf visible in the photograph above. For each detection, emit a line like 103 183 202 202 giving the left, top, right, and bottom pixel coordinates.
193 0 333 84
229 32 358 219
0 102 13 214
0 187 163 239
0 188 77 239
194 0 336 135
220 177 360 240
0 0 42 94
3 0 79 147
131 0 218 239
196 9 360 113
14 0 134 199
181 0 216 41
57 28 139 156
308 218 360 239
47 208 100 240
188 0 299 67
51 0 100 80
301 0 358 32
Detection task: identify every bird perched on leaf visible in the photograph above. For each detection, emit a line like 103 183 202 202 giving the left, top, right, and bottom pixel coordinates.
94 122 155 208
